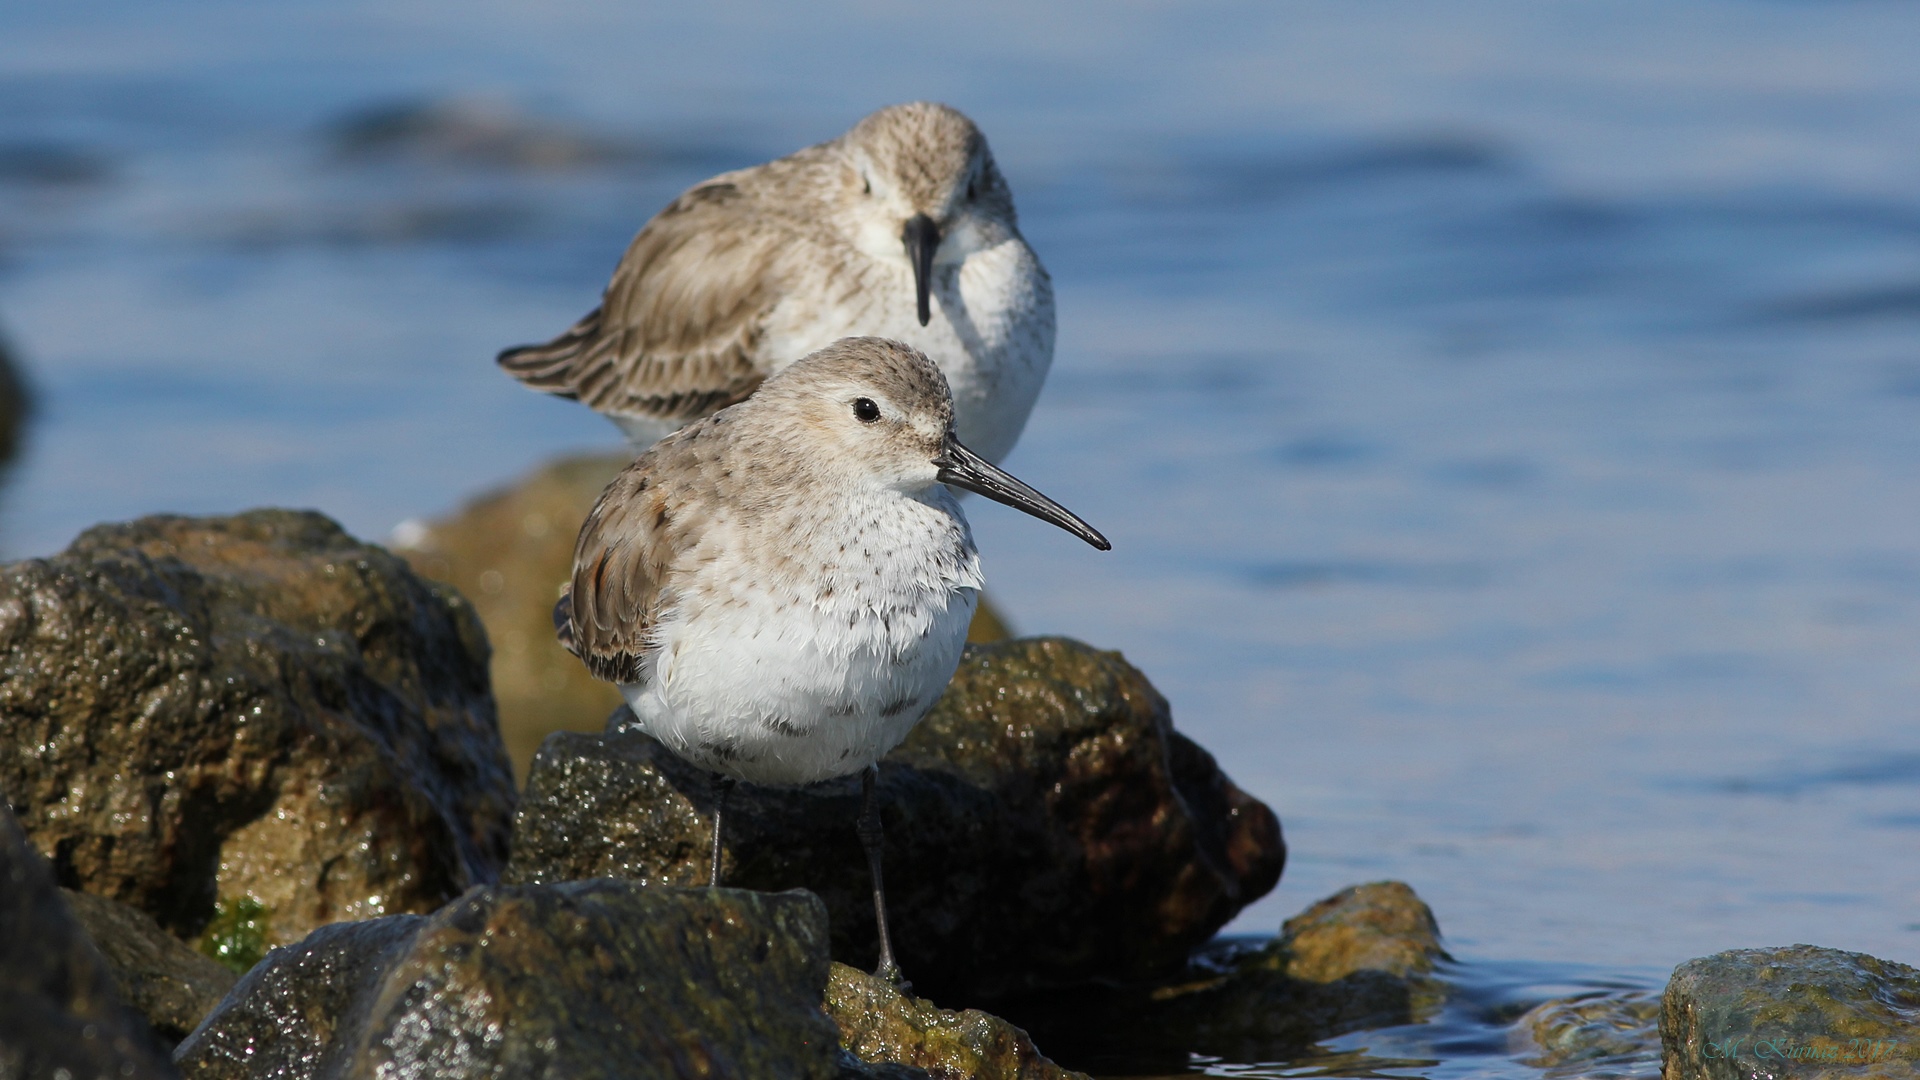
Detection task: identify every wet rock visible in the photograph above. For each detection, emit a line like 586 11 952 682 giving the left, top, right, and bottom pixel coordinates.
1660 945 1920 1080
396 453 630 777
1013 881 1447 1072
0 510 515 952
1512 990 1661 1076
176 881 846 1080
827 963 1088 1080
1 800 175 1080
397 452 1014 779
1264 880 1448 985
61 889 238 1047
505 636 1284 1002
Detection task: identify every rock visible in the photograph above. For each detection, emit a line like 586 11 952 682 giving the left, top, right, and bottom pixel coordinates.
1264 880 1448 984
0 510 515 953
1009 881 1447 1071
827 963 1088 1080
1511 990 1661 1074
396 452 1015 779
61 889 238 1048
395 453 630 777
504 636 1284 1002
176 881 847 1080
1660 945 1920 1080
0 322 32 469
1 799 176 1080
172 915 426 1079
325 98 641 170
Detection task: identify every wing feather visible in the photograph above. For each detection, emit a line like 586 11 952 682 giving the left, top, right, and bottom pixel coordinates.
499 174 813 425
563 464 684 684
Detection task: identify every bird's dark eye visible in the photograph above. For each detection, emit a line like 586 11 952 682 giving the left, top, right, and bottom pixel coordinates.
853 397 881 423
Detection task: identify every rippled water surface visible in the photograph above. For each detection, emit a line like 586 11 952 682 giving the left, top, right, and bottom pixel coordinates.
5 2 1919 1074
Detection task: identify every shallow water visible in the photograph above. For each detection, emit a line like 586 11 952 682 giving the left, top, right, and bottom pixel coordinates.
4 2 1919 1073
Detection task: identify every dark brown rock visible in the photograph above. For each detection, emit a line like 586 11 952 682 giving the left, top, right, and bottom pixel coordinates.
504 636 1285 1002
1661 945 1920 1080
1009 880 1448 1073
396 452 1015 780
827 963 1088 1080
1 800 175 1080
61 889 238 1047
176 882 846 1080
0 510 515 952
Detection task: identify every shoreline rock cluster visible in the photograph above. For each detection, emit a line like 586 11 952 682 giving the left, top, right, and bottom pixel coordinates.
3 508 1913 1078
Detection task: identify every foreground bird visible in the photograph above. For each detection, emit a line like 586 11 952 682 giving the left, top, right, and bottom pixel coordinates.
556 337 1107 984
500 101 1053 464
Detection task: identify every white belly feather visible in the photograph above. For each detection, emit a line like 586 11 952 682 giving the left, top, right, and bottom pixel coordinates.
764 237 1053 465
619 488 984 787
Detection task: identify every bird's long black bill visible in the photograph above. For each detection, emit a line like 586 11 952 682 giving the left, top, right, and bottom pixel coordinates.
936 437 1111 551
903 213 940 327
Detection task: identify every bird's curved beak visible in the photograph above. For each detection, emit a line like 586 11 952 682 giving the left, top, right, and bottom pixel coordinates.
902 213 940 327
935 435 1110 551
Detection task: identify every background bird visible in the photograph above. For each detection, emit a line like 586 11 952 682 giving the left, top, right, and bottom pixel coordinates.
499 101 1053 464
555 337 1107 983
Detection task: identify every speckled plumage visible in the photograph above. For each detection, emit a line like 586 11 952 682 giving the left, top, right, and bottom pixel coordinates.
561 338 995 787
499 102 1053 464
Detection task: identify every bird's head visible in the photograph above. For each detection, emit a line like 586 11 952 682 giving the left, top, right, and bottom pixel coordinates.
838 102 1020 326
755 338 1108 550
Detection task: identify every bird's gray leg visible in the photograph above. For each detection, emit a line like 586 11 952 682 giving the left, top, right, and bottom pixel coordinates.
709 773 735 887
858 765 908 990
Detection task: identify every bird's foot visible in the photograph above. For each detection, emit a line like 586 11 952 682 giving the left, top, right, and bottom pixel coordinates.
872 959 912 995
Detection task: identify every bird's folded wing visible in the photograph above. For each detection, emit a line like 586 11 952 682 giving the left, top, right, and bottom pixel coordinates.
564 465 682 684
498 178 797 423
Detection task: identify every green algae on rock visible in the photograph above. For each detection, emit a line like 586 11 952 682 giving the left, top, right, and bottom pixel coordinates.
505 636 1285 1002
60 889 239 1048
195 897 272 974
1660 945 1920 1080
0 510 516 951
1 801 176 1080
176 882 847 1080
827 963 1088 1080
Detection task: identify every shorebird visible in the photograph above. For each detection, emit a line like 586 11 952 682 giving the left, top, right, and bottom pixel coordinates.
555 337 1107 985
499 101 1053 464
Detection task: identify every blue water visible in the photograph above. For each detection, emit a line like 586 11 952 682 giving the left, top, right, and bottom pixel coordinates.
5 2 1920 1073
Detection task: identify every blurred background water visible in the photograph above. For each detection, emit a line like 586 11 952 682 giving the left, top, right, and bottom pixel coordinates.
4 0 1919 1072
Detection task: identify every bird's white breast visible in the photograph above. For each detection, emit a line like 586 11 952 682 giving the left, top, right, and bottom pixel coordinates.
763 237 1054 464
619 486 983 787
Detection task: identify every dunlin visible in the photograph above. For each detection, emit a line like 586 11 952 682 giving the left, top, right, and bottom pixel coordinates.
500 102 1053 464
556 337 1107 984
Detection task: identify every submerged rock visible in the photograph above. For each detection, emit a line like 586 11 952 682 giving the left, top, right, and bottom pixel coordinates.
0 510 515 952
61 889 238 1048
1512 990 1661 1076
504 636 1284 1002
397 451 1015 779
176 882 847 1080
827 964 1087 1080
326 98 643 170
1 801 175 1079
1660 945 1920 1080
1010 880 1448 1072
